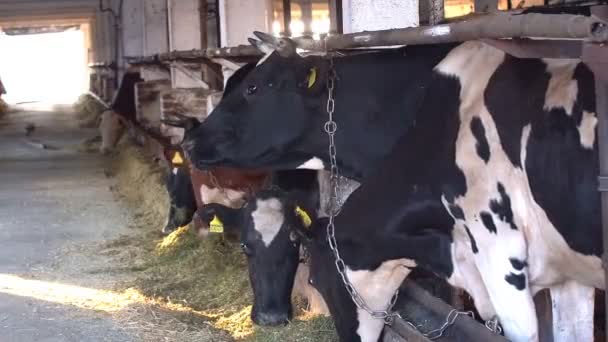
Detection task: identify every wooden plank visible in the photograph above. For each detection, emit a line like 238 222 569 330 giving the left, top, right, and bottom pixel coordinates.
389 280 508 342
295 12 608 51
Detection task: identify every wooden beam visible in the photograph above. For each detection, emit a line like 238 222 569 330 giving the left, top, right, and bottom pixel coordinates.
481 38 582 59
294 12 608 51
388 281 508 342
125 45 262 65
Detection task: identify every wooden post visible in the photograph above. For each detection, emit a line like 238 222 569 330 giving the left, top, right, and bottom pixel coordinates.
429 0 444 25
475 0 498 12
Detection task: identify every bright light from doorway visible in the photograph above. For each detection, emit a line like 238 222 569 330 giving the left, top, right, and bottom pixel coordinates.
0 29 87 105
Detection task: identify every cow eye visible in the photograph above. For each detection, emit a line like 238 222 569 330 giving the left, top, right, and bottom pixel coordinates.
246 85 257 95
240 243 253 256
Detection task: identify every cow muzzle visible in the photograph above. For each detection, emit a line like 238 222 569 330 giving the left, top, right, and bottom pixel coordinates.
251 310 290 326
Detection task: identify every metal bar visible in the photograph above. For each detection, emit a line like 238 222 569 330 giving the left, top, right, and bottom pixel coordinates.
581 5 608 342
283 0 291 37
294 12 608 50
597 69 608 342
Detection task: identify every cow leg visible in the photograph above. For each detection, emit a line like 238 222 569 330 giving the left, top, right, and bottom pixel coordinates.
473 235 538 342
550 280 595 342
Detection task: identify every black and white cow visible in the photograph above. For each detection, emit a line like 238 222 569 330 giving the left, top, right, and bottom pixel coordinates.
177 32 601 342
162 149 198 235
160 62 260 235
196 169 321 326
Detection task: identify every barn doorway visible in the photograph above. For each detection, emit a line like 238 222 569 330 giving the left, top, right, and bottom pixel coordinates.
0 26 88 105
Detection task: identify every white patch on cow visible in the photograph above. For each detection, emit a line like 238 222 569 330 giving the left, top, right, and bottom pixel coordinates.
543 59 579 115
578 110 597 149
200 184 246 208
296 157 325 170
346 259 415 342
520 124 532 169
550 281 595 342
256 51 274 66
251 198 284 247
438 42 541 341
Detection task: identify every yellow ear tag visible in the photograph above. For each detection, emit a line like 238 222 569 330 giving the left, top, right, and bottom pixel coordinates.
209 215 224 233
171 152 184 166
295 206 312 228
307 68 317 89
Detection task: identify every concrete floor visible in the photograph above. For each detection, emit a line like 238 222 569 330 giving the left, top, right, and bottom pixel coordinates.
0 106 135 342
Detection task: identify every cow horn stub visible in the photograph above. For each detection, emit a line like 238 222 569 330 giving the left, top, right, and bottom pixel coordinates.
252 31 297 58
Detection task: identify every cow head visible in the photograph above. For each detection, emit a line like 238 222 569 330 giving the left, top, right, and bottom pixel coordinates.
162 150 197 235
197 189 317 326
181 32 329 172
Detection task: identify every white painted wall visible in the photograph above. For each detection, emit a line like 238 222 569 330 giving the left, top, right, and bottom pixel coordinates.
342 0 419 33
168 0 204 88
218 0 271 47
141 0 169 81
143 0 168 55
121 0 144 59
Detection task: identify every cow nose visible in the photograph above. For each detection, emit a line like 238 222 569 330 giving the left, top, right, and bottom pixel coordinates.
252 311 290 326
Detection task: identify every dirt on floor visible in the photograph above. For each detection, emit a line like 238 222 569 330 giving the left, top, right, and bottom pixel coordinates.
105 141 338 342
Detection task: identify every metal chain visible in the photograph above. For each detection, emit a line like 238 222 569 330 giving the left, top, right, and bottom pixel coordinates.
322 56 497 339
485 316 503 335
423 309 474 339
323 57 400 324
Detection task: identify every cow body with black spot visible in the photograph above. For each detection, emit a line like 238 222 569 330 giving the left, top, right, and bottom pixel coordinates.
178 34 601 342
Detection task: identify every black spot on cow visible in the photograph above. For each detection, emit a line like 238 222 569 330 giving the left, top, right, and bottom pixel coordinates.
489 183 517 230
448 203 465 220
509 258 528 271
505 272 526 290
480 211 497 234
470 117 490 163
464 225 479 254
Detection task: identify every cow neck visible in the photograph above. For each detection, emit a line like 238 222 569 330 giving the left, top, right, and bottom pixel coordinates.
311 45 452 182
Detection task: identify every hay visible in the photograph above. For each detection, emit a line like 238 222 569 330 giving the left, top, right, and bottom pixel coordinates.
108 142 337 341
73 94 106 128
0 98 9 117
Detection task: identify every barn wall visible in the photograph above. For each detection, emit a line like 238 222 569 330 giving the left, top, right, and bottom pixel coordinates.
342 0 419 33
168 0 204 89
218 0 271 46
121 0 144 60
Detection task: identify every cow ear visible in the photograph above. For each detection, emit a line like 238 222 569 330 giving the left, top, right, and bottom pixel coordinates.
297 57 327 95
287 201 317 244
196 203 244 239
